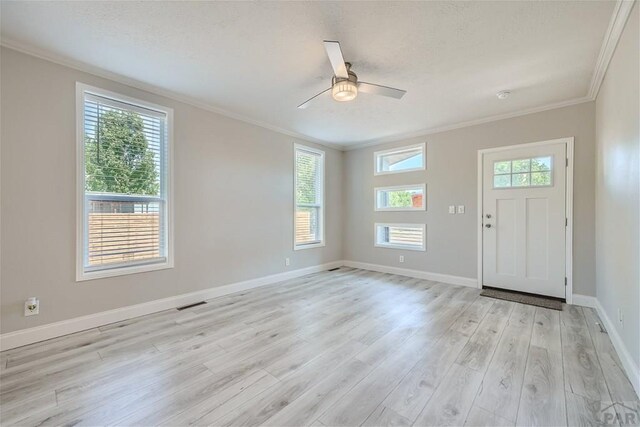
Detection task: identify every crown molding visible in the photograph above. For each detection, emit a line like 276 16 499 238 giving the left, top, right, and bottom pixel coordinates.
587 0 636 100
342 96 593 151
0 38 341 151
1 0 634 152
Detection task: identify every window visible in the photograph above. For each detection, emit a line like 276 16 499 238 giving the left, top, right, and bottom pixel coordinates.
374 143 425 175
294 144 324 249
375 184 426 211
375 223 426 251
77 84 172 280
493 156 552 188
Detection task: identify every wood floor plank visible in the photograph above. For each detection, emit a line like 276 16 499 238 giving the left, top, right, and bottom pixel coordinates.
560 304 611 403
1 269 633 427
362 405 412 427
582 307 640 424
473 303 535 422
383 321 476 421
317 292 477 427
456 299 514 372
516 308 566 426
464 405 514 426
212 340 366 426
413 362 484 426
160 369 279 426
261 359 373 427
565 391 619 427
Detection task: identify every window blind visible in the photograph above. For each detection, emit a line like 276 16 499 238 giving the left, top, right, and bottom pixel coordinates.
375 224 426 251
295 146 324 247
82 93 168 272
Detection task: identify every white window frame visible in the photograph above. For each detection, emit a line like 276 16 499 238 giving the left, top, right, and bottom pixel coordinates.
294 143 325 250
374 184 426 211
374 143 426 176
76 83 174 281
374 223 426 251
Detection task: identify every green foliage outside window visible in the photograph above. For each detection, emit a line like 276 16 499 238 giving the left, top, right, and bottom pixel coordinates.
85 110 159 196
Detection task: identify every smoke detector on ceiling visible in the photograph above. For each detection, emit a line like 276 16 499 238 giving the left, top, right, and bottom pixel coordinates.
496 90 511 100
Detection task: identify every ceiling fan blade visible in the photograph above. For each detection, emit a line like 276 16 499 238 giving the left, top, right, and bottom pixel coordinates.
357 82 406 99
323 41 349 79
297 87 332 109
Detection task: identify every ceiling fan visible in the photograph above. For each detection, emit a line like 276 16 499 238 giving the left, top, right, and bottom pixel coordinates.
297 41 407 109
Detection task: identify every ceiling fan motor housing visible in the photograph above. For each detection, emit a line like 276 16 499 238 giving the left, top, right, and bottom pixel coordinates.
331 63 358 102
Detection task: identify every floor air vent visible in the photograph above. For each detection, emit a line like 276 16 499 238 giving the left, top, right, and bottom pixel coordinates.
176 301 207 310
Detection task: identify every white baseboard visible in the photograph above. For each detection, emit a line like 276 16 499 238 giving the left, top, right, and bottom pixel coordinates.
593 299 640 398
571 294 598 308
342 260 477 288
0 261 343 351
571 293 639 398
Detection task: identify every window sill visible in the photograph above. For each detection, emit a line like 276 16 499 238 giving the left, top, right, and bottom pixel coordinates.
374 166 426 176
294 242 325 251
77 260 173 282
374 243 426 252
374 207 426 212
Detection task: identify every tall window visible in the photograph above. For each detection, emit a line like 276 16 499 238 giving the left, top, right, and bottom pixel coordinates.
294 144 324 249
77 84 172 280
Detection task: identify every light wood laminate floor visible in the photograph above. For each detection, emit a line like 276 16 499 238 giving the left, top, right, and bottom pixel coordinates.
1 268 638 426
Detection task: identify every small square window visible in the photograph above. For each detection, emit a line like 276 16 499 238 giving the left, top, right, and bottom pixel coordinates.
494 161 511 174
494 174 511 188
531 171 552 186
531 157 551 171
512 159 531 173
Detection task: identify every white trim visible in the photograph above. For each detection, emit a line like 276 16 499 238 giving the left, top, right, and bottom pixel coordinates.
0 0 632 154
75 83 174 281
476 137 574 303
374 223 426 252
346 98 592 151
0 261 343 351
572 293 639 397
373 143 426 175
343 260 477 288
293 143 325 250
565 138 575 304
593 298 640 397
588 0 637 100
571 294 598 308
0 39 339 151
374 184 426 211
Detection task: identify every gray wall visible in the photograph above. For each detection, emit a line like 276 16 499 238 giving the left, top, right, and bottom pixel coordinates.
343 102 596 296
595 3 639 366
0 47 343 334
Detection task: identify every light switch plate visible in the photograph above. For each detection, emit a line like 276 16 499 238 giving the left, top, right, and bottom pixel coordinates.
449 206 456 214
457 205 465 214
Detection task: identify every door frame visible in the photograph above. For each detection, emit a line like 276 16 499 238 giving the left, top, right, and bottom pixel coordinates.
476 137 575 303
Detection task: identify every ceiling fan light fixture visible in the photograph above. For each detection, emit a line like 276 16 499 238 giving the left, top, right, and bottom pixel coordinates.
332 80 358 102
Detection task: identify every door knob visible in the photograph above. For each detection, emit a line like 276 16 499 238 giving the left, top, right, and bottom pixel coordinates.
485 214 492 218
485 224 492 228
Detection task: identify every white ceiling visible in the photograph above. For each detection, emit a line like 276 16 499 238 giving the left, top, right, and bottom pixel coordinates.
1 1 615 148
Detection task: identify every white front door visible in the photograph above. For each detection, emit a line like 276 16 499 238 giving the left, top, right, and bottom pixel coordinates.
482 142 567 298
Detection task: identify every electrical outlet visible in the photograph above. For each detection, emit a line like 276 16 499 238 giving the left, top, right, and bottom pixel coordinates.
285 258 290 267
449 205 456 214
457 205 465 214
399 255 404 263
24 297 39 316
